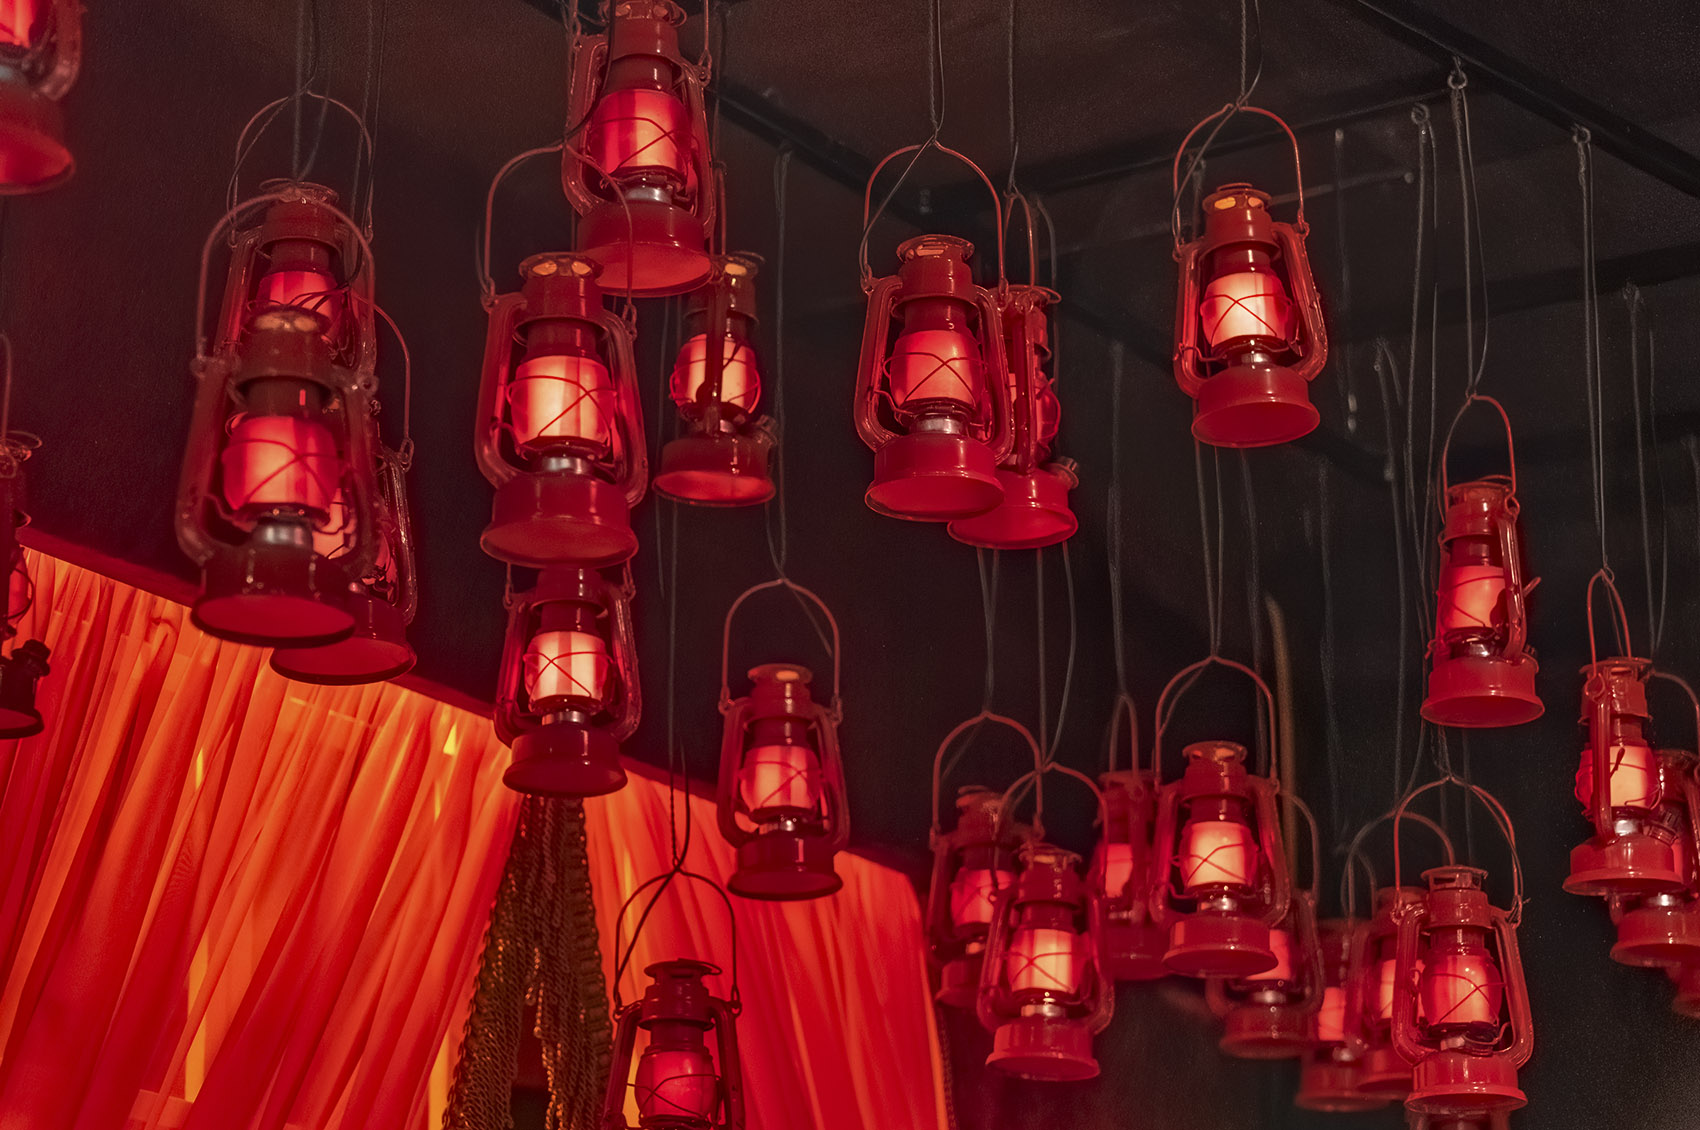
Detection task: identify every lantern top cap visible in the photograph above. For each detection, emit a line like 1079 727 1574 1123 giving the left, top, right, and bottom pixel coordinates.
1374 884 1426 911
1204 183 1270 210
1580 655 1651 679
521 252 601 281
719 252 764 279
1183 739 1249 766
1022 840 1081 871
897 233 975 263
258 178 338 206
1421 864 1488 892
749 661 812 685
610 0 684 24
644 957 721 981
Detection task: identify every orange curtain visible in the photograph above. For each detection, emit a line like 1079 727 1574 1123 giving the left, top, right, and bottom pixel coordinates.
0 549 947 1130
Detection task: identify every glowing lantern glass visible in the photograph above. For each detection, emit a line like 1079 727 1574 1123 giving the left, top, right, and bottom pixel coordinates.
1208 892 1323 1059
1610 748 1700 968
855 234 1012 521
1392 867 1532 1116
1173 179 1326 448
563 0 715 296
655 253 774 505
977 843 1113 1081
602 960 744 1130
1093 769 1168 981
927 787 1028 1009
495 566 637 797
0 0 76 194
1295 919 1389 1113
0 451 47 738
1150 740 1290 977
948 285 1077 549
476 253 646 568
1347 886 1428 1097
178 188 385 648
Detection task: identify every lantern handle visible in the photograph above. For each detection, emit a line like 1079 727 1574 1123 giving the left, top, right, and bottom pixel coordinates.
1151 655 1279 782
1584 567 1635 672
718 578 842 721
478 142 568 310
610 866 741 1013
1392 776 1523 926
1341 809 1455 920
998 760 1107 845
1170 104 1305 253
1282 792 1322 897
1104 691 1140 775
929 710 1045 842
1437 393 1519 506
858 141 1007 293
1004 188 1040 289
1342 844 1378 921
228 94 377 238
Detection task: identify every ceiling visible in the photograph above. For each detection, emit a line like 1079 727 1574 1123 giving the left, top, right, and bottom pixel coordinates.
6 0 1700 1125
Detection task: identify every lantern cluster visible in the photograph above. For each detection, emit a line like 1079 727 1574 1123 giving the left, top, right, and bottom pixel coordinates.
1093 768 1169 981
927 785 1032 1008
1206 890 1323 1059
601 959 745 1130
0 0 79 194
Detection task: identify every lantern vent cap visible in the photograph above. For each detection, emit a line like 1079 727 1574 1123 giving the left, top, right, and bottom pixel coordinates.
1184 739 1250 766
897 233 975 263
1421 865 1489 892
749 661 811 685
1205 183 1270 210
521 251 601 281
258 178 339 206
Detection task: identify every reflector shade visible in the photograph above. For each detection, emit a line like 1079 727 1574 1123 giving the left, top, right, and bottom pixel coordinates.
950 867 1011 929
1200 269 1294 349
1006 926 1085 995
737 742 822 814
634 1044 719 1122
1178 818 1255 890
220 415 339 515
523 629 611 707
587 87 690 182
1421 949 1504 1030
509 353 616 451
888 328 983 411
670 332 760 413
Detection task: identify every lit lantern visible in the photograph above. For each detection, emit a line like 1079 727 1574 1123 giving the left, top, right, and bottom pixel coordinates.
976 842 1113 1081
855 234 1013 521
947 284 1078 549
177 187 385 647
1295 919 1389 1112
601 959 744 1130
1609 748 1700 968
655 253 774 505
1093 769 1169 980
716 663 848 900
1421 477 1542 727
1149 740 1291 977
562 0 715 297
1172 179 1326 448
0 0 76 194
1566 658 1684 896
475 253 647 567
1346 885 1428 1097
927 787 1030 1008
494 565 638 797
1391 866 1533 1116
270 440 417 685
0 437 46 738
1208 890 1323 1058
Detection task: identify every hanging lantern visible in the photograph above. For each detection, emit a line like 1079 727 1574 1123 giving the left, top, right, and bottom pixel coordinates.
655 253 774 505
475 252 647 567
177 185 384 647
1609 747 1700 968
1150 740 1291 977
947 284 1077 549
1295 918 1389 1112
494 565 638 797
0 0 77 194
562 0 715 297
1093 769 1169 981
1345 885 1429 1097
926 786 1030 1008
977 842 1113 1081
601 959 744 1130
1391 866 1532 1116
1171 122 1327 449
1208 891 1323 1059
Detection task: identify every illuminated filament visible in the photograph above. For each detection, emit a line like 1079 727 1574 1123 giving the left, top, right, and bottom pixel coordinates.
1006 926 1085 996
587 88 690 184
523 629 611 709
1574 740 1659 810
737 742 821 816
1243 927 1295 984
670 333 760 414
887 328 984 414
253 268 344 332
509 352 617 453
1098 841 1137 902
1315 985 1347 1044
634 1044 718 1124
220 415 339 516
1420 948 1504 1033
1436 563 1507 636
1200 269 1295 352
949 867 1012 930
1178 818 1255 892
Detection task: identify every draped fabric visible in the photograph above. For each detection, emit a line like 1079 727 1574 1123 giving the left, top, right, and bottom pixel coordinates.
0 549 948 1130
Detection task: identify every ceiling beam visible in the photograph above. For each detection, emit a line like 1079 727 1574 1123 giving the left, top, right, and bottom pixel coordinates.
1334 0 1700 202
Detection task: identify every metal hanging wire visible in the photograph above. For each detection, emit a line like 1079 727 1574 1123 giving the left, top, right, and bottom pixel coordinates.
1624 284 1670 657
1168 0 1264 245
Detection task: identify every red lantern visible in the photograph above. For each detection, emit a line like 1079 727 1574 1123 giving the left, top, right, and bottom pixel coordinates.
1208 890 1324 1059
1345 885 1429 1096
602 959 744 1130
178 186 385 647
1609 747 1700 968
926 785 1030 1008
562 1 715 297
475 253 647 567
1094 769 1169 981
655 253 774 505
0 0 76 194
494 565 639 797
977 842 1113 1081
1295 918 1390 1113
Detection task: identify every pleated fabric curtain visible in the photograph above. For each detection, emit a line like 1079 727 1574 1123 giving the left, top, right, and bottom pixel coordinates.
0 549 949 1130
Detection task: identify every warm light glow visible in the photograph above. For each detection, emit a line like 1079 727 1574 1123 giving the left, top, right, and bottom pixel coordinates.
0 0 36 49
1098 842 1136 900
887 328 983 412
1007 926 1085 995
253 268 344 331
1178 818 1255 891
1244 927 1294 984
523 629 611 708
737 742 821 815
220 415 339 515
670 333 760 413
1421 948 1504 1031
1574 740 1659 810
1315 985 1347 1044
1436 563 1506 634
587 88 691 183
1200 269 1294 350
1376 957 1425 1022
509 353 616 451
950 867 1011 929
634 1044 718 1123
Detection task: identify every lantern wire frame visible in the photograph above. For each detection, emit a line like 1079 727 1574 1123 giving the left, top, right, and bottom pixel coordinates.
1341 809 1457 923
228 93 378 238
1152 655 1280 781
1391 778 1524 928
858 141 1007 297
1169 102 1305 255
717 577 840 721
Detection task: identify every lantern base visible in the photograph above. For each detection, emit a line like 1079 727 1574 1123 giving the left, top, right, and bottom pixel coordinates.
1610 900 1700 967
935 955 983 1009
1164 914 1276 979
1405 1050 1526 1115
987 1014 1099 1082
1219 1003 1310 1059
504 719 627 797
577 196 712 298
865 432 1003 522
1669 964 1700 1018
192 543 353 647
1295 1057 1388 1113
1564 833 1684 898
482 472 636 568
1421 653 1544 728
654 428 775 506
1356 1043 1415 1097
1191 362 1318 449
1102 921 1171 981
0 77 73 195
269 592 415 686
947 464 1079 549
728 830 843 901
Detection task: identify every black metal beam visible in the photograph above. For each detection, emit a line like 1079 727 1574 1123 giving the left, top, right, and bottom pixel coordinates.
1336 0 1700 202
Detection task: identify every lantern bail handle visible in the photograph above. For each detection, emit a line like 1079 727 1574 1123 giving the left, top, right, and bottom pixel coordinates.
719 578 842 721
1584 567 1635 674
228 94 378 237
611 865 741 1013
1170 104 1306 253
999 760 1107 846
858 141 1007 293
1343 845 1378 921
478 142 568 309
1004 188 1041 289
1438 393 1519 506
1104 691 1140 775
929 710 1045 841
1151 655 1280 782
1341 808 1456 920
1650 668 1700 761
1282 792 1322 897
1392 776 1523 925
